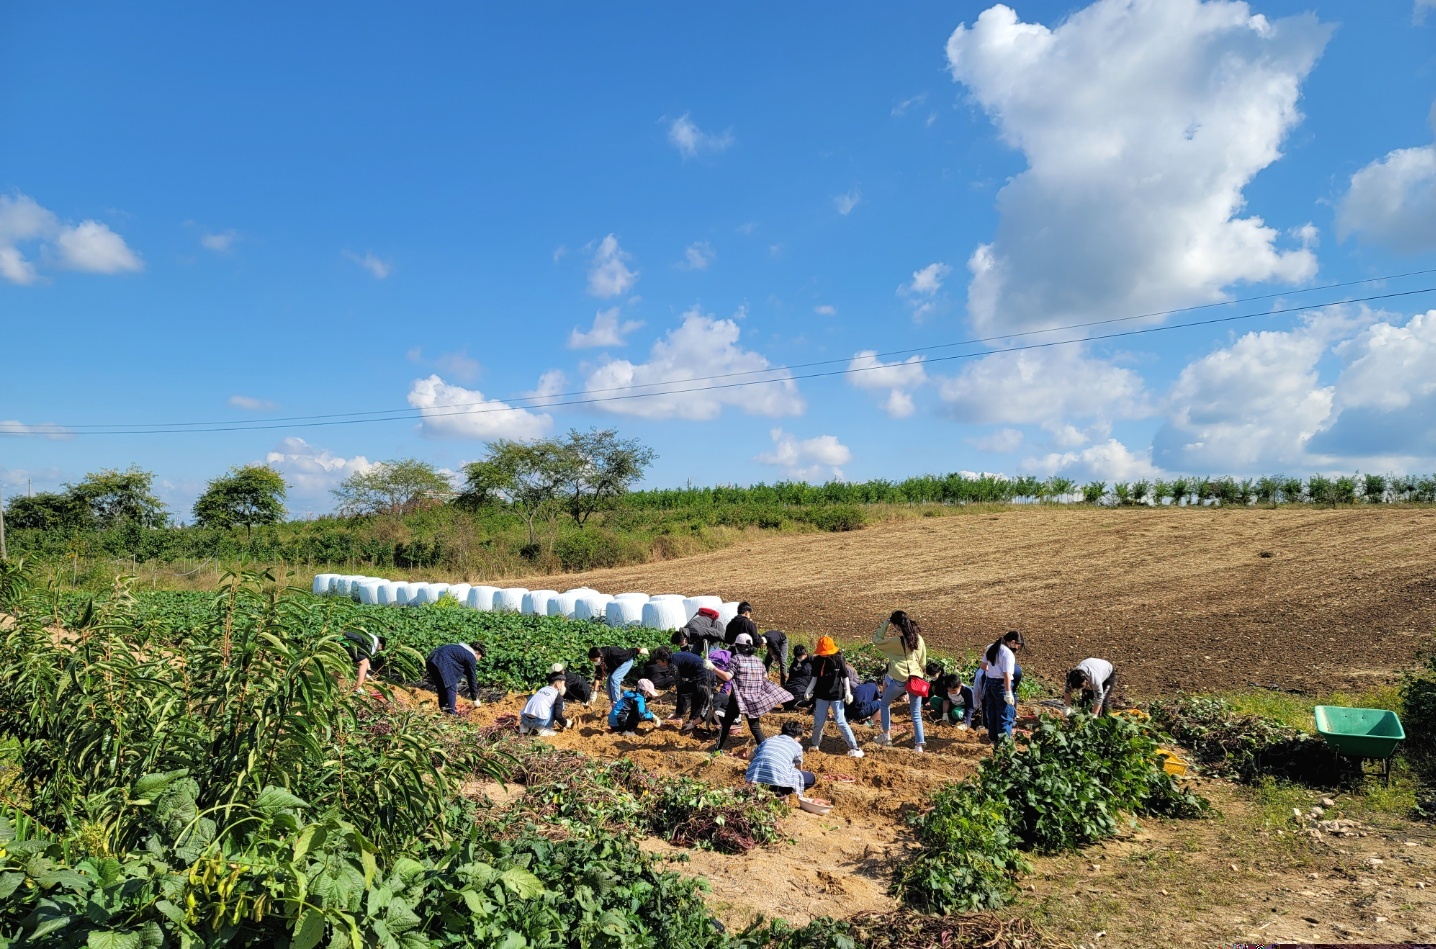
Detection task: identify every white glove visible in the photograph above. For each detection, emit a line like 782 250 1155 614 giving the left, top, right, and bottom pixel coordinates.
703 659 715 670
1062 705 1074 717
1004 690 1015 706
562 718 575 729
638 648 649 657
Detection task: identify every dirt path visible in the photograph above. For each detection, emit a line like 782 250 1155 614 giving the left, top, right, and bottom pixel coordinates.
513 507 1436 696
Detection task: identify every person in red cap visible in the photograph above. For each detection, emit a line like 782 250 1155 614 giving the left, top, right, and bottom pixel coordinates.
680 605 726 655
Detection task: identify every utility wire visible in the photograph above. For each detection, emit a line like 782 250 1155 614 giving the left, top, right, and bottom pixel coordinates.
39 265 1436 432
4 283 1434 438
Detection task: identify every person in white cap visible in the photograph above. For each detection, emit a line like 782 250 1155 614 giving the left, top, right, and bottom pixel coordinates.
714 632 793 752
608 678 661 735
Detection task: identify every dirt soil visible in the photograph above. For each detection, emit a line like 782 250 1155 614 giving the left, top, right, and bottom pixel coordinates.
514 507 1436 696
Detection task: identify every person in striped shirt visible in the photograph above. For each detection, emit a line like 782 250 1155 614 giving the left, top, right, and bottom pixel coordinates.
743 721 816 796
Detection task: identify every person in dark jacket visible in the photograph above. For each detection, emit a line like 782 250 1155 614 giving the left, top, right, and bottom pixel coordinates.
724 602 758 646
649 647 713 728
805 636 864 757
781 646 814 711
643 658 677 691
846 680 883 725
425 642 484 715
550 663 593 705
682 607 726 654
761 629 790 685
589 645 648 706
342 632 387 691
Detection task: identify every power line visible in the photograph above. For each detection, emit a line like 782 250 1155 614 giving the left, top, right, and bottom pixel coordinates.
4 283 1434 438
38 265 1436 432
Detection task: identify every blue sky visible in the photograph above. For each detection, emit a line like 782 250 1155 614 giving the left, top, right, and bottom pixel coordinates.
3 0 1436 518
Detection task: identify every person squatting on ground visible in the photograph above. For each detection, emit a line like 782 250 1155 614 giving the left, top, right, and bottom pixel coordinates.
680 606 726 655
872 610 929 752
1064 656 1116 716
342 631 386 692
608 678 661 734
805 636 865 758
761 628 790 685
589 644 649 706
425 641 484 715
782 645 814 711
926 661 975 729
979 631 1024 743
520 671 572 736
744 720 816 796
714 633 793 752
846 679 883 725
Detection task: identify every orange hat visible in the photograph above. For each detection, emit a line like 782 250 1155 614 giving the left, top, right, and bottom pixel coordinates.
814 636 838 656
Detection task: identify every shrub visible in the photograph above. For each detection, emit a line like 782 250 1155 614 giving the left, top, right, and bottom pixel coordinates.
1149 696 1357 785
891 787 1029 913
553 528 623 571
799 505 866 532
1400 637 1436 781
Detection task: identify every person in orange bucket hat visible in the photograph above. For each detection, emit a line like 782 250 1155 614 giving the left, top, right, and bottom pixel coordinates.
804 635 864 758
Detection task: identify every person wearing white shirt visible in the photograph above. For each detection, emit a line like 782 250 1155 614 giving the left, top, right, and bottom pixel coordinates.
978 630 1024 744
520 672 571 737
1064 657 1116 716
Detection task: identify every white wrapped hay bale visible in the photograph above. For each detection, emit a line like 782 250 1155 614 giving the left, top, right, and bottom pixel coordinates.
349 577 380 602
392 582 414 606
313 574 339 596
649 594 685 603
642 599 688 632
493 588 528 612
447 583 472 604
564 587 596 596
467 586 499 611
426 583 452 604
523 590 559 616
718 601 741 626
574 594 613 622
407 583 435 606
682 595 723 621
376 581 402 606
329 576 351 597
356 580 384 605
613 592 650 603
548 591 581 618
606 598 646 628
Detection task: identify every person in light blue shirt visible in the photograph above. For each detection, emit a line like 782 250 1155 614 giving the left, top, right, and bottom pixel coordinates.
744 721 816 796
608 679 661 734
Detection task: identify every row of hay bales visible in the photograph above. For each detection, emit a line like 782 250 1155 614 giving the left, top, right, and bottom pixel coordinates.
310 573 735 632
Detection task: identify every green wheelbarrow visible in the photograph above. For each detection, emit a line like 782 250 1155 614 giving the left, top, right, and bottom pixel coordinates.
1313 705 1405 786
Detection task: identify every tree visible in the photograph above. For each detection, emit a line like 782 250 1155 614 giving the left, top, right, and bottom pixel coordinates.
193 465 288 537
460 441 569 549
332 459 453 517
67 467 167 528
554 428 656 526
4 492 93 531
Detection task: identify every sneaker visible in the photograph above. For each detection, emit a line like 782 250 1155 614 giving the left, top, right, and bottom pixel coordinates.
913 744 925 754
518 724 531 735
620 730 637 737
809 745 821 754
537 728 557 737
873 732 892 747
847 748 865 759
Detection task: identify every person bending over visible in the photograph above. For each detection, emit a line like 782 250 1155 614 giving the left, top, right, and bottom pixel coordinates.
846 679 884 726
1064 657 1115 716
744 720 816 797
589 644 648 706
651 647 713 729
761 628 790 685
609 679 661 734
425 641 484 715
343 631 386 692
520 672 571 737
550 662 593 705
680 607 726 655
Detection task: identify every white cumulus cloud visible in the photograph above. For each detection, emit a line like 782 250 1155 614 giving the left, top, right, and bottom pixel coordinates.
1028 438 1159 482
898 262 951 320
344 250 392 279
939 348 1149 425
0 419 72 441
678 241 715 271
587 234 638 298
0 193 143 284
264 437 374 505
201 230 240 254
755 428 852 481
407 375 554 440
1338 100 1436 254
847 350 929 418
667 113 735 159
228 395 277 411
569 307 645 349
834 190 861 215
947 0 1328 334
814 304 837 317
974 428 1024 453
581 307 804 420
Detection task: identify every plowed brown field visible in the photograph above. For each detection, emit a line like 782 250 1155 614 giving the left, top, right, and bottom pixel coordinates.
515 507 1436 695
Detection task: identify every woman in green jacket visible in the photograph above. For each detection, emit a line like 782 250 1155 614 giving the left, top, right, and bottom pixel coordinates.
872 610 929 752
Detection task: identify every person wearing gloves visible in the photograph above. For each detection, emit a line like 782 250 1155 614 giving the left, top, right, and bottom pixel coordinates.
650 647 712 728
714 633 793 752
724 601 759 645
550 662 593 705
520 671 571 737
342 631 386 692
744 720 816 797
979 631 1025 743
589 645 649 706
761 628 790 685
1064 657 1116 716
608 678 662 734
926 661 976 729
781 645 814 711
872 610 929 752
680 606 727 655
425 641 485 715
805 636 865 758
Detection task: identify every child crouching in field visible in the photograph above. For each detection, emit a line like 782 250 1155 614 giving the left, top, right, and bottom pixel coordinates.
608 679 661 734
520 672 571 737
925 661 975 729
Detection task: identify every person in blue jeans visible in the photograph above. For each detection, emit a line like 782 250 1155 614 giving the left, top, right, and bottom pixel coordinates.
979 631 1024 743
425 642 485 715
805 636 865 758
872 610 929 753
589 644 647 706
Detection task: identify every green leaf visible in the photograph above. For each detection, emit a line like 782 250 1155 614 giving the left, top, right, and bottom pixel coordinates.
254 786 307 815
293 823 327 863
499 867 544 900
0 871 24 900
86 932 141 949
293 908 326 949
129 770 189 804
